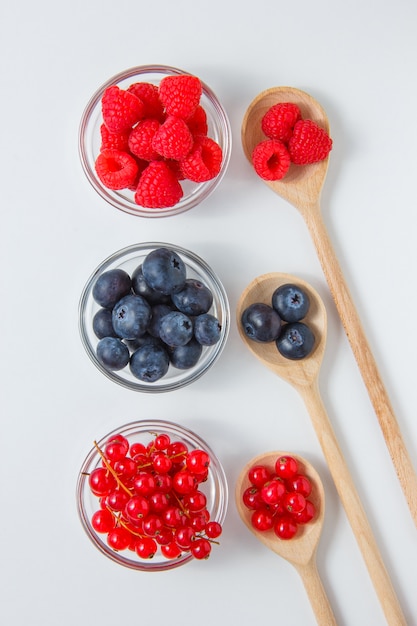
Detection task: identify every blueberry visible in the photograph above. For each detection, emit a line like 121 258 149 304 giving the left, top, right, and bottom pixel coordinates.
130 343 170 382
131 264 171 305
171 279 213 316
93 308 117 339
169 338 203 369
92 269 131 309
159 311 194 347
276 322 315 360
142 247 186 295
124 334 164 352
272 283 310 322
241 303 282 342
112 294 152 339
147 303 174 338
194 313 221 346
96 337 130 370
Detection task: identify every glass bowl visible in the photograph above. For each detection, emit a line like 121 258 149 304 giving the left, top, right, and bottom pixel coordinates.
78 242 230 392
76 420 229 571
78 64 232 218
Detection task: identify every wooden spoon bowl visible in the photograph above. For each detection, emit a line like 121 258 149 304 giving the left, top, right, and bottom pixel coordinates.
236 451 335 625
237 272 326 388
241 86 330 206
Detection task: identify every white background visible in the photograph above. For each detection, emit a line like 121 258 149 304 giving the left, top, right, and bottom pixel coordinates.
1 1 417 624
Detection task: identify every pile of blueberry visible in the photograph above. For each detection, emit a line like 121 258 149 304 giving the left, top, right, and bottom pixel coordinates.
91 247 222 382
241 283 315 360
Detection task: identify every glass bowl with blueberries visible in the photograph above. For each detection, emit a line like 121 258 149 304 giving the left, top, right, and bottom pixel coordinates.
78 64 232 218
78 242 230 392
76 419 229 571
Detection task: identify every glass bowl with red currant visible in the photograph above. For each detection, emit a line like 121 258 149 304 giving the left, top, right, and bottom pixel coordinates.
78 64 232 218
78 242 230 393
76 420 228 571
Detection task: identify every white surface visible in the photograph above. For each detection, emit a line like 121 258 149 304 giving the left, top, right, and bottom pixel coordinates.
1 1 417 624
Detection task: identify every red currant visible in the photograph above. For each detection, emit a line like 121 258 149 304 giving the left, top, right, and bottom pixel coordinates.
154 433 171 450
133 472 156 496
113 457 137 481
130 442 147 457
163 506 187 528
260 478 286 505
294 499 316 524
104 435 129 462
91 508 115 533
142 514 164 537
275 455 298 480
149 491 170 513
248 464 271 487
274 516 298 540
204 521 222 539
191 538 211 560
172 470 196 495
161 542 182 559
251 508 274 531
107 526 132 551
135 537 157 559
152 452 172 474
154 474 173 493
242 486 263 510
183 490 207 513
288 474 312 497
186 449 210 474
283 491 306 514
174 525 195 549
125 495 150 521
190 510 210 531
155 526 174 546
105 489 130 512
89 467 117 496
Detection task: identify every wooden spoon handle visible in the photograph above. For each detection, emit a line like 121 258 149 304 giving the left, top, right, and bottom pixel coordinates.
299 381 407 626
295 560 337 626
304 208 417 526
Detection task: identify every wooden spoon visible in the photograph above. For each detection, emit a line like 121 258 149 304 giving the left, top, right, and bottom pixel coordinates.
241 87 417 529
237 272 406 626
236 451 336 625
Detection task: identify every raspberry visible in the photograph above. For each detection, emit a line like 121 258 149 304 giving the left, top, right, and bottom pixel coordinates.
100 124 130 152
101 85 145 132
186 105 208 136
288 119 332 165
252 139 291 181
261 102 302 143
95 149 139 190
135 161 183 208
158 75 202 119
152 116 193 160
127 82 165 121
180 136 222 182
128 118 161 161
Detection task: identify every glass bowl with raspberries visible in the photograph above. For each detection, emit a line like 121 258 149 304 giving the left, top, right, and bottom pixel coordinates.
78 242 230 392
78 65 232 217
76 420 228 571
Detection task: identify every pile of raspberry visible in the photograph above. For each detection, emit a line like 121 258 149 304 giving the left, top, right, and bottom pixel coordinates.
95 74 223 209
251 102 332 181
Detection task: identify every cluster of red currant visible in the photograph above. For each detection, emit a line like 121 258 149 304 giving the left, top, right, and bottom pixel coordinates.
242 455 316 540
87 432 222 560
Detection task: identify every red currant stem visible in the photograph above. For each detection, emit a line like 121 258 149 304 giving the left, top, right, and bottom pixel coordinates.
93 440 133 497
198 534 220 546
171 491 191 517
